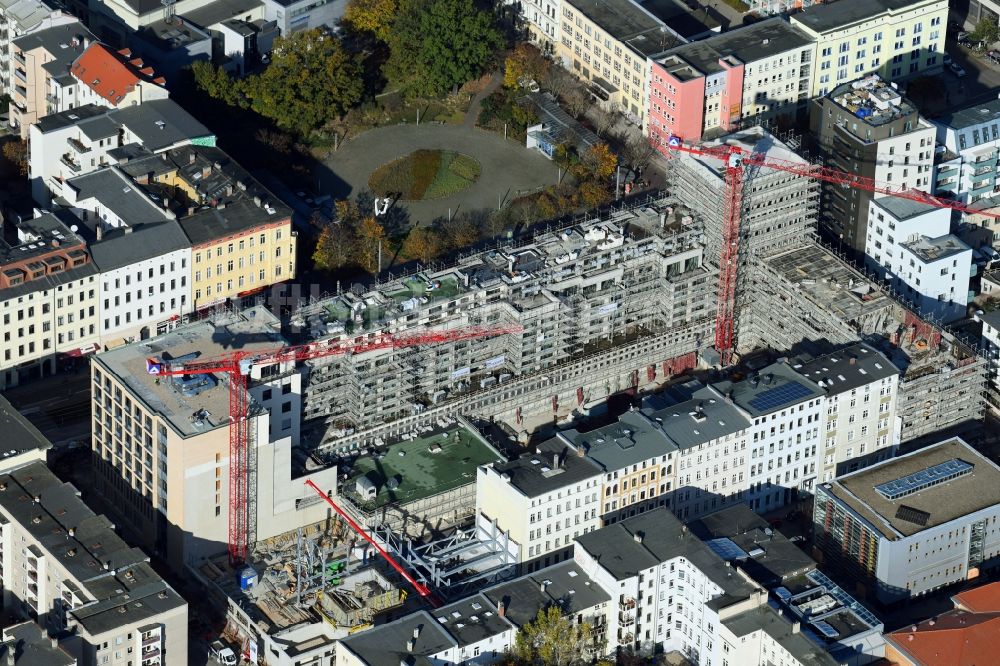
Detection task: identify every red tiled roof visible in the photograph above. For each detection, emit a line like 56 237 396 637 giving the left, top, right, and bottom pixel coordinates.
952 582 1000 613
70 43 164 106
887 610 1000 665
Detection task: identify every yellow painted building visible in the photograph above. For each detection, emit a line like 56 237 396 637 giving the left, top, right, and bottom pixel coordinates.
791 0 948 98
118 144 296 310
558 0 681 127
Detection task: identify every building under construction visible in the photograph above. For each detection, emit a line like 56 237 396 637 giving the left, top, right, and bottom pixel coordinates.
295 199 717 449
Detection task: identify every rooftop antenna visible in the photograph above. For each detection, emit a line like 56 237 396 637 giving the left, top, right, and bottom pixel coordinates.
162 0 175 22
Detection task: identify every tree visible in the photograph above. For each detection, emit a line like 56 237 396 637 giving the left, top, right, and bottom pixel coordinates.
2 139 27 176
439 214 480 250
355 216 387 273
616 132 657 176
970 18 1000 45
313 223 356 271
594 108 617 138
191 60 245 108
513 606 595 666
503 43 550 89
582 143 617 181
563 88 590 118
578 180 610 208
344 0 396 41
401 226 444 263
242 30 363 134
385 0 503 97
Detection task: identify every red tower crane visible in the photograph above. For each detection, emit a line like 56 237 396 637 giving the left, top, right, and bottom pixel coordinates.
664 135 1000 367
144 323 522 568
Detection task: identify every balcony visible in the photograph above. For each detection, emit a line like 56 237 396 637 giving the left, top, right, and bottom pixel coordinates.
13 51 24 66
618 613 635 626
13 68 25 83
142 635 160 647
141 647 161 659
618 597 636 611
60 155 81 173
67 137 90 154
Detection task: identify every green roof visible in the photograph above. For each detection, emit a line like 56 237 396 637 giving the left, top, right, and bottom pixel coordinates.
343 426 501 509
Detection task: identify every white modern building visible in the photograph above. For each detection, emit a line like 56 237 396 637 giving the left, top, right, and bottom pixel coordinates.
866 197 972 322
931 97 1000 206
814 437 1000 603
0 0 75 95
981 310 1000 407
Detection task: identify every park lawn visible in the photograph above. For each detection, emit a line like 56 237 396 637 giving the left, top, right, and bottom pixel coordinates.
369 150 480 200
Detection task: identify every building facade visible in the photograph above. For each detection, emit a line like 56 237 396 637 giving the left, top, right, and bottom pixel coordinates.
648 19 814 146
814 437 1000 602
0 0 75 95
931 98 1000 207
791 0 948 98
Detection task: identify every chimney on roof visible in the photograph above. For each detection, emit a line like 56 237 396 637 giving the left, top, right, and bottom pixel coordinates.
96 225 103 241
552 452 560 469
253 195 262 207
849 356 856 365
575 446 584 458
187 206 195 217
633 531 644 544
412 627 420 639
405 639 414 652
201 165 211 179
539 580 548 594
49 636 58 649
188 152 196 164
497 600 506 617
791 621 800 634
123 226 132 235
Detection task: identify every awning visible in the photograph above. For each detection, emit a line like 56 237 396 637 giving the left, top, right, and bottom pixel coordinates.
60 342 100 358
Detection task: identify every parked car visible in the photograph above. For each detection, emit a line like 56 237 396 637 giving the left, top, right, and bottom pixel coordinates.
950 62 967 77
209 641 238 666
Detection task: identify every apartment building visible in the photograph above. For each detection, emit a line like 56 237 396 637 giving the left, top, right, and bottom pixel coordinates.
794 343 900 483
0 212 101 390
9 22 93 137
931 98 1000 216
297 201 714 447
644 385 753 518
89 306 339 567
648 19 814 146
475 437 602 571
557 0 680 126
1 621 76 665
980 310 1000 407
814 437 1000 603
810 75 935 252
0 460 187 666
0 0 75 95
790 0 948 98
575 509 837 663
29 98 214 205
517 0 561 52
112 144 295 309
865 197 972 322
49 42 168 112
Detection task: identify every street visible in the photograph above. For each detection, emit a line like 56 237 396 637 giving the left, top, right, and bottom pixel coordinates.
3 370 92 447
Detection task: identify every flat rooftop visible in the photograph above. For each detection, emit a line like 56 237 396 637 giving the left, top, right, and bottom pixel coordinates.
563 410 677 471
793 343 898 396
902 234 970 263
828 76 916 127
826 438 1000 539
92 306 286 438
687 504 815 588
0 393 51 461
490 437 602 498
644 384 752 450
656 18 810 77
765 243 892 324
564 0 680 58
791 0 923 35
431 593 515 647
723 605 840 666
935 97 1000 131
340 425 502 510
715 361 825 418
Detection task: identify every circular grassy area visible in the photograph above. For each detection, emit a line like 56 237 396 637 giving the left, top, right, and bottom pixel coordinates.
369 149 481 201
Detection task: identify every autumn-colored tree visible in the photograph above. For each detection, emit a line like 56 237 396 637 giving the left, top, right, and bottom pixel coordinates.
439 215 480 250
401 226 444 263
536 191 558 219
578 180 610 209
583 143 617 181
2 139 27 176
313 223 356 270
503 43 550 89
513 606 596 666
355 216 387 273
344 0 396 41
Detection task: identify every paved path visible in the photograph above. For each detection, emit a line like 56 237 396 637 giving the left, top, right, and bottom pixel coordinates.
317 123 558 223
463 71 503 128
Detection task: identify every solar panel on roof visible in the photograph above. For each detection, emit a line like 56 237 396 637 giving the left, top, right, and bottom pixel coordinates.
705 538 749 561
895 505 931 527
874 458 973 501
811 620 840 639
747 381 814 412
